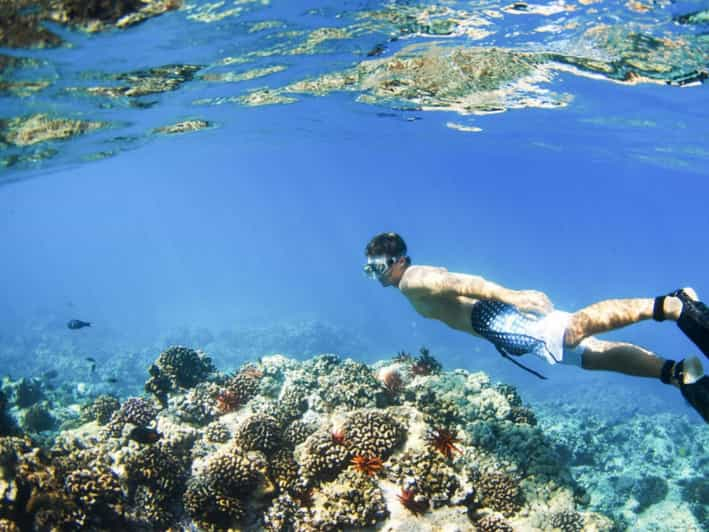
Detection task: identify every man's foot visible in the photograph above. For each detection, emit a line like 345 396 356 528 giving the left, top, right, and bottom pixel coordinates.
654 288 709 359
666 356 708 423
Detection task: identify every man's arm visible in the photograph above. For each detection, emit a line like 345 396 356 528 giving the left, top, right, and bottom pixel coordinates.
405 268 553 315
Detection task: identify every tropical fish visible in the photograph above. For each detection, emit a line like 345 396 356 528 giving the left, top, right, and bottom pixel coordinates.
67 319 91 330
128 426 162 444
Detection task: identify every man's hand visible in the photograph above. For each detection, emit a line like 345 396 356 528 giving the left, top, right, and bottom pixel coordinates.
514 290 554 316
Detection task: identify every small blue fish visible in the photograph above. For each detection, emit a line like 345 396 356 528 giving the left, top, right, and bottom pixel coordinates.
67 319 91 330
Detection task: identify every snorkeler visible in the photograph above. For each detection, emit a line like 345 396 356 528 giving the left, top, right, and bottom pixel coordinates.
363 232 709 423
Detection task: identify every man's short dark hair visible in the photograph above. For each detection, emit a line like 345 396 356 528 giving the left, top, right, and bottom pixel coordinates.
365 232 410 263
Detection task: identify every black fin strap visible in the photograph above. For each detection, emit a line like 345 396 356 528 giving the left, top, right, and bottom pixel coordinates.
673 360 685 386
660 359 676 384
496 346 547 380
653 296 666 322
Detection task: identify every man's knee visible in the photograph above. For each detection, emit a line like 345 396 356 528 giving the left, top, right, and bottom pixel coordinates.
563 314 586 347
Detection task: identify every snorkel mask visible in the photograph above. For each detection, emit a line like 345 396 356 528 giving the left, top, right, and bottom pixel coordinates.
364 255 397 280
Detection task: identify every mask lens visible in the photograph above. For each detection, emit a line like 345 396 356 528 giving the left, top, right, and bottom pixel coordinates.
364 257 394 279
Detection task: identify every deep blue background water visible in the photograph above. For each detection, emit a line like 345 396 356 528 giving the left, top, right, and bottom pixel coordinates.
1 0 708 422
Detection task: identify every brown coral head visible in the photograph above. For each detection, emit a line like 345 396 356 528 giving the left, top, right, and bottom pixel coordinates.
215 389 242 413
350 455 383 477
427 427 461 460
239 366 263 379
397 487 428 516
331 427 346 445
294 487 315 508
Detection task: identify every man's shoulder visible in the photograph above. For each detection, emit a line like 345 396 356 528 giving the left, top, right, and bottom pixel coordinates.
408 265 448 275
400 265 448 291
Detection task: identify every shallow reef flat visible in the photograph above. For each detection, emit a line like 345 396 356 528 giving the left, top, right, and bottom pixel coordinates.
536 402 709 530
0 345 625 531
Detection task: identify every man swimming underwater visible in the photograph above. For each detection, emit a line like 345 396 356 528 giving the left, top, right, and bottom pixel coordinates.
364 232 709 423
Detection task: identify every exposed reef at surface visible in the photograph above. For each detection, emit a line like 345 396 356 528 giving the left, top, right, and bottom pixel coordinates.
0 344 629 531
0 0 181 48
1 0 708 177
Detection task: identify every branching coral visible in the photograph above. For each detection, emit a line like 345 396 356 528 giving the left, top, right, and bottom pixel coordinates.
386 449 459 508
204 421 230 443
184 444 270 529
318 359 386 410
106 397 157 437
549 510 585 532
80 395 120 425
145 345 215 404
123 440 190 496
342 410 406 458
508 406 537 426
282 419 316 448
214 369 261 414
183 476 247 529
300 428 351 482
233 414 282 455
312 469 388 528
475 513 514 531
474 470 523 517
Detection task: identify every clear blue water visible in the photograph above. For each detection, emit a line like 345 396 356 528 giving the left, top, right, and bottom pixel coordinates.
1 0 708 423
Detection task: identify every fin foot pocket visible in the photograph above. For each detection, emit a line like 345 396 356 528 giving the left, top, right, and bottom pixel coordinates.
681 375 709 423
672 289 709 359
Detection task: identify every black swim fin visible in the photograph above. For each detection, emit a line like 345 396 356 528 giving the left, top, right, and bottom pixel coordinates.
680 376 709 423
672 289 709 359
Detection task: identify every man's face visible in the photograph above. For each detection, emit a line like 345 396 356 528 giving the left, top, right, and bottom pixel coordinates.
364 255 400 287
364 255 394 286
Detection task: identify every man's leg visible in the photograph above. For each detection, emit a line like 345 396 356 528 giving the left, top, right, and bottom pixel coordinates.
579 337 669 380
575 334 709 423
563 288 698 347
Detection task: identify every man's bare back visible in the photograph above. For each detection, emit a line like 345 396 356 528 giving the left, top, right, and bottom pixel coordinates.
398 265 552 335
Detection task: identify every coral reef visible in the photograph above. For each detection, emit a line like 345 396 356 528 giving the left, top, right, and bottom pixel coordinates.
203 421 230 444
145 346 215 404
342 409 406 458
549 509 585 532
20 404 56 433
80 395 120 425
234 414 282 455
0 392 17 437
473 470 523 517
536 401 709 529
312 469 388 528
11 378 43 409
317 358 387 410
0 351 626 530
